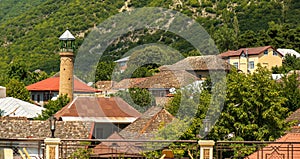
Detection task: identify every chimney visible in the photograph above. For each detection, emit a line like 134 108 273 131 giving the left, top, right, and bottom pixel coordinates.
58 30 75 101
0 86 6 98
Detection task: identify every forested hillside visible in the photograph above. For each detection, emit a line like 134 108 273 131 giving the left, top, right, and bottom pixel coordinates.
0 0 299 84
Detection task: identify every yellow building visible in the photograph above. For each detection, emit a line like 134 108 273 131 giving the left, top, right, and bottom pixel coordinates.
219 46 283 73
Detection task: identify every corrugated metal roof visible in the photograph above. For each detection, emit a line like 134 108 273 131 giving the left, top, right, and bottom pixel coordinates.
0 97 45 118
59 30 75 40
114 56 130 63
277 48 300 58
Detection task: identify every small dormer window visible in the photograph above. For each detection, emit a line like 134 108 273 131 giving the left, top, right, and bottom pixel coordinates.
241 52 246 58
264 50 268 55
273 51 278 56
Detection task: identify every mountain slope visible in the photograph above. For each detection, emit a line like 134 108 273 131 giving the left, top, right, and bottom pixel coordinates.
0 0 299 84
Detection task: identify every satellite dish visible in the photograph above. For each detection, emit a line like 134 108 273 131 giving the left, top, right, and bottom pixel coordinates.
169 87 176 94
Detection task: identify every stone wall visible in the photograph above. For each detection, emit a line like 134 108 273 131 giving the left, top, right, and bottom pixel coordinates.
0 118 92 139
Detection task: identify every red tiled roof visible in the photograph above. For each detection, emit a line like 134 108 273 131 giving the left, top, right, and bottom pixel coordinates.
54 96 141 119
219 46 283 58
26 76 97 93
247 132 300 159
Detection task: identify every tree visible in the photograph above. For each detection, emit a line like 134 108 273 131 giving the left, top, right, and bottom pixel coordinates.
280 71 300 111
210 66 291 142
95 61 116 81
35 94 70 120
114 88 155 113
7 62 29 82
5 79 31 102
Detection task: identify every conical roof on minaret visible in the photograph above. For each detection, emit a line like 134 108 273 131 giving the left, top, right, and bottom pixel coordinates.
59 30 75 40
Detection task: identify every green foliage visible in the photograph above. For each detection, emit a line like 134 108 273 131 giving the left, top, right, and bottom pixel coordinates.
0 0 299 83
5 79 31 102
272 54 300 74
118 45 183 79
69 142 92 159
6 61 50 86
95 61 116 81
114 88 155 113
69 148 91 159
280 71 300 111
35 94 70 120
211 66 291 141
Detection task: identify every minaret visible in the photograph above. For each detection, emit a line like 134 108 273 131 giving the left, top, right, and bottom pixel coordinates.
58 30 75 101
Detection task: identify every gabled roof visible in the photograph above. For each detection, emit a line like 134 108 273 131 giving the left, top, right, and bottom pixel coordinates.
0 97 44 118
134 70 199 89
54 96 141 123
160 55 231 71
0 117 92 139
26 76 97 93
119 106 175 139
113 78 147 89
219 46 283 58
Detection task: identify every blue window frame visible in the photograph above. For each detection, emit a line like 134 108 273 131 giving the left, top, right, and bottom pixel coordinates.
249 61 254 69
264 50 268 55
233 62 238 69
273 51 278 56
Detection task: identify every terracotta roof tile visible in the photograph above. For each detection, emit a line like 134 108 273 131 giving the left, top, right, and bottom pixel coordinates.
54 96 141 120
119 106 175 140
113 78 147 89
26 76 97 93
219 46 283 58
134 70 199 89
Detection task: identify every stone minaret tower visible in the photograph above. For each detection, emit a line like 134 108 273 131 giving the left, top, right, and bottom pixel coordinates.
58 30 75 101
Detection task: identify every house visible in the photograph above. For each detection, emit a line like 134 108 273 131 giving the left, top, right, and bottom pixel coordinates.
277 48 300 58
26 74 97 106
219 46 283 73
54 96 141 139
160 55 231 80
92 106 175 158
114 56 130 73
134 70 199 98
0 97 45 119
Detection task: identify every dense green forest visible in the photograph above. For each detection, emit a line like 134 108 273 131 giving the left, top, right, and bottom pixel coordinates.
0 0 299 85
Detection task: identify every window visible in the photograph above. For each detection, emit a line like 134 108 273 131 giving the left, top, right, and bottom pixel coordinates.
95 128 104 139
241 52 246 58
37 95 40 103
273 51 278 56
233 62 239 69
249 61 254 69
264 50 268 55
31 94 35 101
